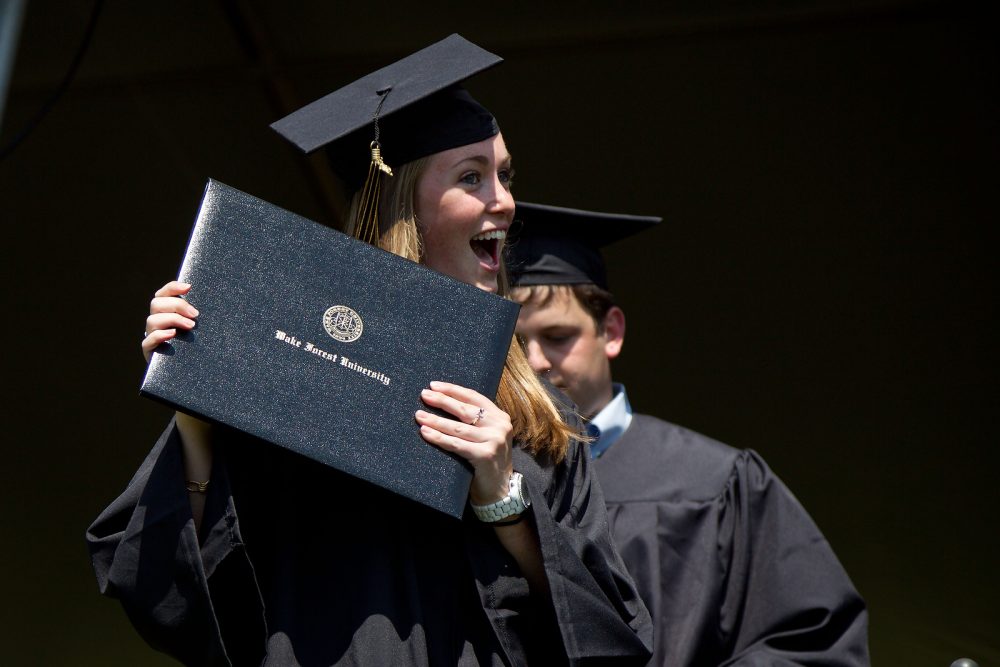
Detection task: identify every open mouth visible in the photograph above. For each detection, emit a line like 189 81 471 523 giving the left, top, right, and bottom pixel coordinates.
469 229 506 270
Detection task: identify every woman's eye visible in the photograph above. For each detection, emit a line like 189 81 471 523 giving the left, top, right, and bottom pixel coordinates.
460 172 481 185
499 168 515 189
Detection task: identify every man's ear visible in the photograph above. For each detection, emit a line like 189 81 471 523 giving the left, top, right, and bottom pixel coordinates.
602 306 626 360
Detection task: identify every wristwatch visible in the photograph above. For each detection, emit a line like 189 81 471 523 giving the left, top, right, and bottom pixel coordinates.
471 472 531 522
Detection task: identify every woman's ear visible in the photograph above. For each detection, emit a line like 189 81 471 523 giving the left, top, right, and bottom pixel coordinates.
602 306 626 360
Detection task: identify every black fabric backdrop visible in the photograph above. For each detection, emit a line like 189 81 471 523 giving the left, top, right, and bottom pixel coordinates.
1 2 996 664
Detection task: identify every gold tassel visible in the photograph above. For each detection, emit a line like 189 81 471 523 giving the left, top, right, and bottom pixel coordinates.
353 141 393 246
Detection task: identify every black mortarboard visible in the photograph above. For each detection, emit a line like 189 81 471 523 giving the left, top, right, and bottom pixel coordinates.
508 202 662 290
270 34 502 190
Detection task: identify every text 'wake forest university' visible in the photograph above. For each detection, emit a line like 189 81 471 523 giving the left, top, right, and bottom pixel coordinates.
275 330 392 386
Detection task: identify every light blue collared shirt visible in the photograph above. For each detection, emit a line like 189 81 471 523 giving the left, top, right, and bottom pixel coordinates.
587 383 633 459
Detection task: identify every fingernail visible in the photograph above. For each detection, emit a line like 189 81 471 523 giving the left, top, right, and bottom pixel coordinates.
415 410 427 419
429 381 444 389
421 389 432 397
189 308 200 317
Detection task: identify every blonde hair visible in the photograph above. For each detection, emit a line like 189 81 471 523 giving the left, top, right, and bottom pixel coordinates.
344 160 574 463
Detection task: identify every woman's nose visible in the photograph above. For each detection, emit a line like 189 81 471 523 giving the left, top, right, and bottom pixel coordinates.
491 174 515 215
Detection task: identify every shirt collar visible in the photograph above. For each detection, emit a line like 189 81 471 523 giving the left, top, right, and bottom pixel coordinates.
587 383 632 459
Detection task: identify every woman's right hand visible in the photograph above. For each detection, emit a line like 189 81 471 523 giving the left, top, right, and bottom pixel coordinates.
142 281 213 525
142 281 200 363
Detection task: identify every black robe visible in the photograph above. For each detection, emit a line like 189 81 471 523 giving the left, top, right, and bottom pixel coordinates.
593 414 869 666
87 419 653 666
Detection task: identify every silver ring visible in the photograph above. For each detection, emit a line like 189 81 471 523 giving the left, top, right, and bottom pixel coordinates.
471 407 485 426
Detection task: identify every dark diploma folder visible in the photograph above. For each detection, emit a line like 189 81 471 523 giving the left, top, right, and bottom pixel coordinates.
141 179 519 518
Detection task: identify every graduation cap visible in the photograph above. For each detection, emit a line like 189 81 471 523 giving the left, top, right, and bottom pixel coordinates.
508 202 662 290
270 34 503 244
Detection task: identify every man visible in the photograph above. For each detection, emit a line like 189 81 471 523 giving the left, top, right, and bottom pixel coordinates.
508 202 870 666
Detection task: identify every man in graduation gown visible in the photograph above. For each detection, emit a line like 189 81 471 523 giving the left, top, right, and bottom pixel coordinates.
508 202 870 666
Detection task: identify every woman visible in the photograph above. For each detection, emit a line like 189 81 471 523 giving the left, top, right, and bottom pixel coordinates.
88 35 651 666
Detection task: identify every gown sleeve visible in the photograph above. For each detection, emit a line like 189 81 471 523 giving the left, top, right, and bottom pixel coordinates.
517 438 654 665
85 418 265 667
716 450 869 666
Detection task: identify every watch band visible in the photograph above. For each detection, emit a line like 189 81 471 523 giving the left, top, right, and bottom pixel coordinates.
471 471 530 522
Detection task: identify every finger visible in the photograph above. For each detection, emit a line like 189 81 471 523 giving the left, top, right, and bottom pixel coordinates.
146 312 196 335
150 295 199 318
420 388 485 425
419 424 464 453
428 381 494 409
415 409 489 443
419 422 512 503
417 424 489 463
153 281 192 299
142 328 176 362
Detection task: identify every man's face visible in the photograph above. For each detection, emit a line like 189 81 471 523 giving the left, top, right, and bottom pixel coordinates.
513 287 623 418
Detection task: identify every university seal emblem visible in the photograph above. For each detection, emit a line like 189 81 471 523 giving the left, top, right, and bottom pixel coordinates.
322 305 364 342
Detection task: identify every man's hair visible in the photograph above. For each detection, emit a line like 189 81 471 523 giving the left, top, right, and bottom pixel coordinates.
509 283 617 332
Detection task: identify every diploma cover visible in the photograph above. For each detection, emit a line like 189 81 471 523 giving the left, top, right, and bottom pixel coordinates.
141 179 519 518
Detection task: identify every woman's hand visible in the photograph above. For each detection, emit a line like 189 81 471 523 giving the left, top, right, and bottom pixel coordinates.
415 380 514 505
141 280 213 529
142 281 199 363
417 381 548 594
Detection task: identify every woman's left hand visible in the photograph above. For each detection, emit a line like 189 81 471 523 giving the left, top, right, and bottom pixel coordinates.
416 380 514 505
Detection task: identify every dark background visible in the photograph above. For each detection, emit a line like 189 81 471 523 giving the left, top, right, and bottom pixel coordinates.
1 1 996 664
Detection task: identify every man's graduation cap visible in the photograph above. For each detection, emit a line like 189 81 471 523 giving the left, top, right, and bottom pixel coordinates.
508 202 662 290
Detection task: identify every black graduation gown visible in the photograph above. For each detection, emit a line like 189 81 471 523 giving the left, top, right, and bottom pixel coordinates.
593 414 869 667
87 418 653 666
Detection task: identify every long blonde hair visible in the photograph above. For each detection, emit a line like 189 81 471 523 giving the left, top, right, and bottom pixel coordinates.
344 159 574 463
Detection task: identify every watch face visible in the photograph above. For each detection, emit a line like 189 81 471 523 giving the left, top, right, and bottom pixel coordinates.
514 472 531 508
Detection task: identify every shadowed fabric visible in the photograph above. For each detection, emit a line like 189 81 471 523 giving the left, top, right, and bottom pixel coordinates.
87 411 653 666
594 414 869 666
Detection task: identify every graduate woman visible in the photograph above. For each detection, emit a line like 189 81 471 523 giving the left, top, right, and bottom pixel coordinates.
87 35 652 666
